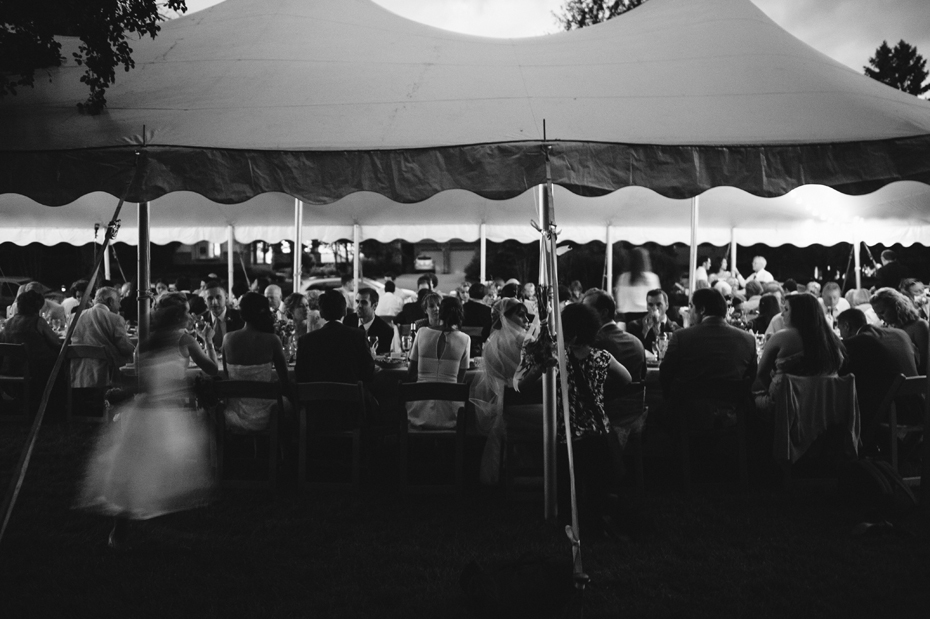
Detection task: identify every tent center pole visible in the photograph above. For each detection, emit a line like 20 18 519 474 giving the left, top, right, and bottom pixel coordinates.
227 225 235 294
688 196 699 300
353 224 360 301
137 201 151 343
605 224 613 298
479 223 487 283
294 199 304 294
540 184 557 523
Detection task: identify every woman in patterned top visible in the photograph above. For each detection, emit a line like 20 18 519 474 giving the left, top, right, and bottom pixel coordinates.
517 303 631 536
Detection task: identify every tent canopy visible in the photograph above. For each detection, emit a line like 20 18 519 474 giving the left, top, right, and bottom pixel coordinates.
2 0 930 205
3 180 929 247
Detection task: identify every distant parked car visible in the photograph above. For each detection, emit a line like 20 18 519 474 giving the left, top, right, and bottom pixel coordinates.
300 277 416 301
414 254 435 272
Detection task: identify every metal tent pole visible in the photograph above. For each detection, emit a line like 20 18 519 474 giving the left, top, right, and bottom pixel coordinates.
688 196 699 298
479 223 487 283
605 224 614 296
137 201 151 342
227 225 235 293
540 185 557 523
293 199 304 294
353 224 360 298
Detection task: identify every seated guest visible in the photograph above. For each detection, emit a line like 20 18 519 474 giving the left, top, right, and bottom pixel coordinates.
154 279 169 296
739 280 765 313
305 290 324 332
70 287 135 391
499 282 520 299
118 281 138 324
61 279 89 317
264 284 286 320
711 256 745 288
6 282 67 323
344 287 394 355
405 296 471 430
413 291 443 331
627 289 680 354
659 288 757 429
755 293 846 410
870 287 930 373
582 289 644 382
203 281 245 351
375 281 406 317
295 289 374 386
748 293 780 334
522 282 539 318
463 283 493 357
146 292 219 375
283 292 311 337
806 281 822 298
845 288 881 325
222 292 290 432
820 282 850 328
395 288 430 326
516 303 631 537
898 278 929 320
836 308 920 449
0 289 62 409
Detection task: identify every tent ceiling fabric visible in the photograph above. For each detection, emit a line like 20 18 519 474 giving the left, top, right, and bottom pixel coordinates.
3 181 929 247
2 0 930 205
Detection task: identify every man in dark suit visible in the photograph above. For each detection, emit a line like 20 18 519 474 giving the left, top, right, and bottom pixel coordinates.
582 289 645 382
344 287 395 355
659 288 757 431
295 289 375 385
462 283 493 357
204 281 245 350
627 289 680 353
837 308 920 449
876 249 908 290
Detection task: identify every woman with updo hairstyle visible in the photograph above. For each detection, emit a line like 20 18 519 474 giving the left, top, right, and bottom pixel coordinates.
870 287 929 373
221 292 290 432
405 296 471 430
755 293 846 410
78 290 218 550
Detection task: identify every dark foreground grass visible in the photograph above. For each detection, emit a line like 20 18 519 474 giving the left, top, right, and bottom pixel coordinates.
1 423 929 619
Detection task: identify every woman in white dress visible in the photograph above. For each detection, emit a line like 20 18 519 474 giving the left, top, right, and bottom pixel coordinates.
615 247 661 323
78 292 219 549
405 296 470 429
222 292 290 432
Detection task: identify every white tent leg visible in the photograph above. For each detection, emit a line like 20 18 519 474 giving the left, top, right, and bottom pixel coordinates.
688 196 700 298
479 223 487 283
854 240 861 290
730 227 737 276
606 224 613 295
103 241 111 280
293 199 304 294
353 223 360 299
137 201 151 342
227 225 235 292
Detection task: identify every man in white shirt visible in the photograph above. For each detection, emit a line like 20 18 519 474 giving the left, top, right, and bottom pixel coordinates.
71 287 135 388
694 255 711 285
745 256 774 285
375 280 406 317
820 282 850 328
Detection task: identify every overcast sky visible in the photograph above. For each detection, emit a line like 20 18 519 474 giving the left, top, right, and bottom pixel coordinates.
180 0 930 75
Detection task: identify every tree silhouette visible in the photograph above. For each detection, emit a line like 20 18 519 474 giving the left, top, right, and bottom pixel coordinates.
864 40 930 97
0 1 188 114
554 0 648 31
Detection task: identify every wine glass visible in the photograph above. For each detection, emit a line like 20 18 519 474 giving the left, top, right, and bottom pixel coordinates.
367 335 378 355
401 335 413 360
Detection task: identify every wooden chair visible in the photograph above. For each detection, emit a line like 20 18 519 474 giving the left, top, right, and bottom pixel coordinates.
671 378 752 493
211 379 283 488
875 373 926 483
0 343 31 420
398 381 470 494
295 381 367 490
65 345 109 423
501 384 544 497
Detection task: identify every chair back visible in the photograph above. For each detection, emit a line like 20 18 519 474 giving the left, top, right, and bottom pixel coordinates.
876 374 927 417
0 343 30 379
66 345 109 362
296 381 367 427
398 381 469 404
773 373 859 464
460 326 484 339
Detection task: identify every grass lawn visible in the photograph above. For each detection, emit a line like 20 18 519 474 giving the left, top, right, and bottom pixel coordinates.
1 422 929 619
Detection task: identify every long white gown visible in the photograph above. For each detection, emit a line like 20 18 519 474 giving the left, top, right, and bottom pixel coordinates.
77 335 213 519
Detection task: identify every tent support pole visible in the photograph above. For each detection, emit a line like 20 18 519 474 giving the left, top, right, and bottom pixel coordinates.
688 196 699 299
605 225 613 297
103 241 111 280
294 199 304 294
227 225 235 291
730 227 737 276
479 223 487 283
353 224 360 300
853 241 862 290
540 185 557 523
137 201 151 343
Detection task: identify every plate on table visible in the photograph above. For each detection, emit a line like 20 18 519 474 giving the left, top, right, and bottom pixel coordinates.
375 355 405 368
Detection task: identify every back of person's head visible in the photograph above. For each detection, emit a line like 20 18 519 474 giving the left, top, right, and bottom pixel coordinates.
340 274 353 286
357 287 379 305
837 308 867 333
499 283 519 299
384 280 396 293
881 249 897 262
306 289 322 310
745 280 763 297
557 284 571 302
583 289 615 323
188 294 207 316
561 302 601 347
174 276 192 292
822 282 841 296
785 293 844 374
712 279 733 297
231 279 249 300
94 286 120 307
319 289 348 321
691 288 727 318
438 296 464 327
429 273 439 289
699 254 711 266
762 282 784 296
151 292 189 332
70 279 89 297
416 274 432 289
870 287 918 326
239 291 275 331
16 289 45 316
468 283 486 299
783 278 798 293
758 293 780 317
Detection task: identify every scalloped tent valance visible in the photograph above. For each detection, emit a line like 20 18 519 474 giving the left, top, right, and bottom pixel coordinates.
2 0 930 205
